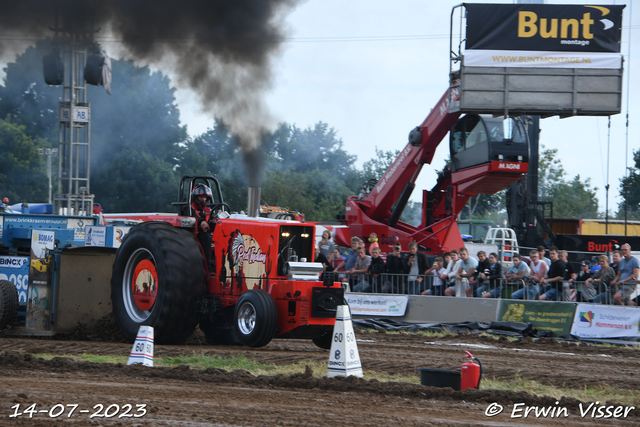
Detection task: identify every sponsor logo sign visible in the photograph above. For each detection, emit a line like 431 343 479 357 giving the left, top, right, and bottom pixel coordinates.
85 226 106 247
499 301 575 336
345 294 408 316
498 162 522 171
67 218 94 241
27 230 55 330
112 227 131 248
0 256 29 268
464 4 624 68
571 304 640 338
0 256 29 304
555 235 640 253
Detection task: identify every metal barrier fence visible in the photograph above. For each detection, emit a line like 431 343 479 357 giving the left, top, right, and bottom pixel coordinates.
322 271 638 306
516 246 615 274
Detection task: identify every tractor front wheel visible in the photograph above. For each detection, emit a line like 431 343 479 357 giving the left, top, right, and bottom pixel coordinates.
111 222 206 344
234 289 277 348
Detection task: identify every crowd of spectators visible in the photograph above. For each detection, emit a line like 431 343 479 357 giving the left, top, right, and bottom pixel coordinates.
316 235 640 306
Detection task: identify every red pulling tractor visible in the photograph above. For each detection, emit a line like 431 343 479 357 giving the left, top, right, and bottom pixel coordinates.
110 175 344 348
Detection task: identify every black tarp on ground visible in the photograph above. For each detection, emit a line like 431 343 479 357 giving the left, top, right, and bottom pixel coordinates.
352 318 549 337
353 318 640 345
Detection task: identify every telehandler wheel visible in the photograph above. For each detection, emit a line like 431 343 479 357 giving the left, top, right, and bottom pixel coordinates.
111 221 207 345
234 289 277 348
312 331 333 350
0 280 19 330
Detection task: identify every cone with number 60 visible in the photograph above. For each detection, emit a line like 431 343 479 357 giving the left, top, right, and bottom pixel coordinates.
127 325 154 367
327 305 363 378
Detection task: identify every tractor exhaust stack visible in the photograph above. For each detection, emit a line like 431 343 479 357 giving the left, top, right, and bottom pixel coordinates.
248 186 261 218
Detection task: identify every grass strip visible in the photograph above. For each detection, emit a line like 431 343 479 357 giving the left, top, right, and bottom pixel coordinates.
31 352 639 406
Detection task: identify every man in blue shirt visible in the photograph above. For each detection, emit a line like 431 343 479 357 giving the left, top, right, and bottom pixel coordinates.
336 237 361 271
335 237 363 290
612 243 640 306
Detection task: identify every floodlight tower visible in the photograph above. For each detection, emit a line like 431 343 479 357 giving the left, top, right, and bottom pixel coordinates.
46 5 98 216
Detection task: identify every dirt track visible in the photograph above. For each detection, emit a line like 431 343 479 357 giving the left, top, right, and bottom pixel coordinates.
1 326 639 426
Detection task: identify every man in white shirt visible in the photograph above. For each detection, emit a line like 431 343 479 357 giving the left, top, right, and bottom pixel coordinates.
445 247 477 297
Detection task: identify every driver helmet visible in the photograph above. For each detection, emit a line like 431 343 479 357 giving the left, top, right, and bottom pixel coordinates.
192 184 212 205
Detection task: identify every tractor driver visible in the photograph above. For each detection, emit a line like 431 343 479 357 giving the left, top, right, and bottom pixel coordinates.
191 184 214 270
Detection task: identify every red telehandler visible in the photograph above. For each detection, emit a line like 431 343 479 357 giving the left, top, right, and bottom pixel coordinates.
334 87 530 254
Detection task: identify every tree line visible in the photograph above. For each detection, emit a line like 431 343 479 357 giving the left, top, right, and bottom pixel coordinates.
1 41 633 222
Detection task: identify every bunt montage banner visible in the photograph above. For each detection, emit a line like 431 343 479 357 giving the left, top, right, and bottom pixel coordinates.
464 4 624 68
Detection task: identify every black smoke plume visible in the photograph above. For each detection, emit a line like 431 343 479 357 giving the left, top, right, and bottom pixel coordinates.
0 0 300 186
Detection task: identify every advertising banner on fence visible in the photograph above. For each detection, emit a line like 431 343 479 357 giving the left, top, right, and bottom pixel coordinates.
0 255 29 305
26 230 55 330
346 294 408 317
499 301 575 336
571 304 640 339
464 3 624 67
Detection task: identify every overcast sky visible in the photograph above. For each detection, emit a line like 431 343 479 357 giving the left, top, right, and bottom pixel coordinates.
177 0 638 216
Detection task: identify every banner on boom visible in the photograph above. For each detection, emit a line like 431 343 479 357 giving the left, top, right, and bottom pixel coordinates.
464 4 624 68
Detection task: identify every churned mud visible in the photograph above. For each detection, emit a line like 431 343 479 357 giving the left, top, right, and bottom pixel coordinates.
1 318 638 426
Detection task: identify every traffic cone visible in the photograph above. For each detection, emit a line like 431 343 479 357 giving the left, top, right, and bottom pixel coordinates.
127 325 154 367
327 305 363 378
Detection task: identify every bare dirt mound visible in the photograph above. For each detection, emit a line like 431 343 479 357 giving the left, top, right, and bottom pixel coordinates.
2 324 639 426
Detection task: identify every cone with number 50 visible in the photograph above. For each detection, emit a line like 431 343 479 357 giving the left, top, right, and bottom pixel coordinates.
327 305 363 378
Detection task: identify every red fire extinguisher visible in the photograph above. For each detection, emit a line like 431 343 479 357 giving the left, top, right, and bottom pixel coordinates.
460 351 482 390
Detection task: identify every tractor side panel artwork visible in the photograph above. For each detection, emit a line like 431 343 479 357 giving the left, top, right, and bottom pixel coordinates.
213 220 273 297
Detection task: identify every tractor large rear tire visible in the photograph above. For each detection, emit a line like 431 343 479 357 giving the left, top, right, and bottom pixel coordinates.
234 289 277 348
111 222 206 344
0 280 19 330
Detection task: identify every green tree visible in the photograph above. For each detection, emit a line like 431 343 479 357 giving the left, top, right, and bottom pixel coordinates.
360 147 399 181
459 192 506 221
259 122 360 221
550 175 599 218
358 147 425 225
0 117 48 203
538 145 567 201
617 149 640 220
178 119 248 210
88 59 187 166
269 122 357 178
0 42 188 212
0 40 60 142
87 59 187 211
92 148 177 212
538 145 599 218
